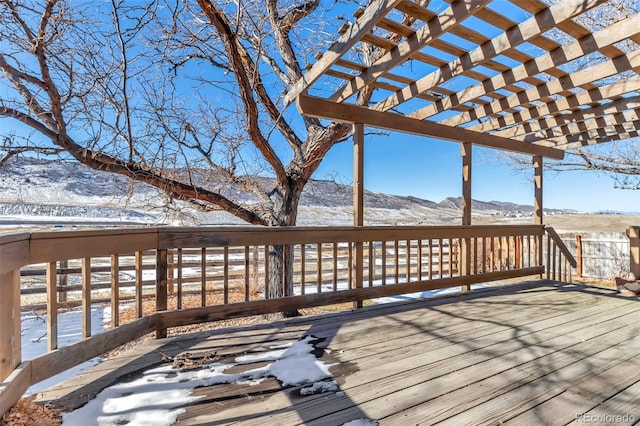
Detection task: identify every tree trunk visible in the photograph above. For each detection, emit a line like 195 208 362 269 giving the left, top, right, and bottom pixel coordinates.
266 244 293 298
265 182 301 316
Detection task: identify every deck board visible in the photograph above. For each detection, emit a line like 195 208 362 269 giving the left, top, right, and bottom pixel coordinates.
37 281 640 425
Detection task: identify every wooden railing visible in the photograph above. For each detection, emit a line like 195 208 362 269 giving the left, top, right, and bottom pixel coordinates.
0 224 557 414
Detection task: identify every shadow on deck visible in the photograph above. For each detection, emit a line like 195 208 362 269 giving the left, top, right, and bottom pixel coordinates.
38 280 640 425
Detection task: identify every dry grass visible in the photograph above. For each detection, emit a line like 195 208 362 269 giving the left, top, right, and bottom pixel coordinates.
1 396 62 426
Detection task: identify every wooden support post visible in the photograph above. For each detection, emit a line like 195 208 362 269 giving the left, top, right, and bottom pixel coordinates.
0 269 21 382
627 227 640 279
461 142 472 292
533 155 544 275
353 123 364 309
156 249 168 339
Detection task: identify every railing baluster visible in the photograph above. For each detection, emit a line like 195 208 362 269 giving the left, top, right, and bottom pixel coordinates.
448 238 453 278
334 242 339 291
167 249 175 295
177 248 183 309
346 242 351 288
381 241 387 285
428 239 434 280
156 249 168 338
506 236 511 270
46 261 58 351
438 238 444 279
552 242 557 280
263 246 269 299
111 254 119 327
405 240 411 282
244 246 250 302
202 247 208 306
224 246 229 304
489 237 495 272
300 244 306 295
546 236 551 280
394 240 399 284
481 237 487 274
135 252 143 318
417 239 423 280
368 241 373 287
82 257 92 337
317 243 323 293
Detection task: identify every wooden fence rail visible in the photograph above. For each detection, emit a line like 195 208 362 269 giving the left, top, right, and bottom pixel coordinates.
0 224 570 415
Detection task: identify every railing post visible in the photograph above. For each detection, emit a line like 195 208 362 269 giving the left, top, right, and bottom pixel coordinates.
627 226 640 279
156 249 168 339
0 269 21 382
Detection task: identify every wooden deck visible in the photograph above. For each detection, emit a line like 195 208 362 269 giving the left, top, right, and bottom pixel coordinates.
39 280 640 425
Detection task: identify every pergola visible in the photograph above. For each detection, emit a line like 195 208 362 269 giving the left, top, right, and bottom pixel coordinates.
285 0 640 227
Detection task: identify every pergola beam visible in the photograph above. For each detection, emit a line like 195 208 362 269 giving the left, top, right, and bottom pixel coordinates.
409 13 640 121
374 0 603 113
328 0 490 103
296 94 565 159
521 109 640 143
468 76 640 133
442 49 640 128
491 95 640 139
555 132 640 150
283 0 402 106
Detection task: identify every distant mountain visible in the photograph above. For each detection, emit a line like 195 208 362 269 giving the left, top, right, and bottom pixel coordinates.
438 197 572 215
0 157 576 227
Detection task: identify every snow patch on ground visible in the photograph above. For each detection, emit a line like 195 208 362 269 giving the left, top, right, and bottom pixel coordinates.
62 335 335 426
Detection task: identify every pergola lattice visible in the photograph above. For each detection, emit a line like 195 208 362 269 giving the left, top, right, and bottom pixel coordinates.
286 0 640 155
285 0 640 223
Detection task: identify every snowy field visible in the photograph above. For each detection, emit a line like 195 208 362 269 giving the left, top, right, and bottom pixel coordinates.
21 306 110 395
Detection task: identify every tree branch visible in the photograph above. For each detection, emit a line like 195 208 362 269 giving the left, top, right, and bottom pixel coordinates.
196 0 289 186
1 106 268 225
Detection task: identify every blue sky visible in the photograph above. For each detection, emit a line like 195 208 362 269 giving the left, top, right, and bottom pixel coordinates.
312 130 640 213
2 0 640 215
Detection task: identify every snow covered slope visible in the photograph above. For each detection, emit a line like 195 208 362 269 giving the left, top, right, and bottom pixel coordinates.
0 157 571 228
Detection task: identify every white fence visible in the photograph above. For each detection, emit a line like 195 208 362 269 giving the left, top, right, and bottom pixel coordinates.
558 232 629 279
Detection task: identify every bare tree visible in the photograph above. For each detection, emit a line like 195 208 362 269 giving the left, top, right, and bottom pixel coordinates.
546 143 640 190
0 0 404 301
508 0 640 190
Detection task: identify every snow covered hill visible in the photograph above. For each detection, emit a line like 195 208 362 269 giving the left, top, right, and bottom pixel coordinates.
0 157 573 228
